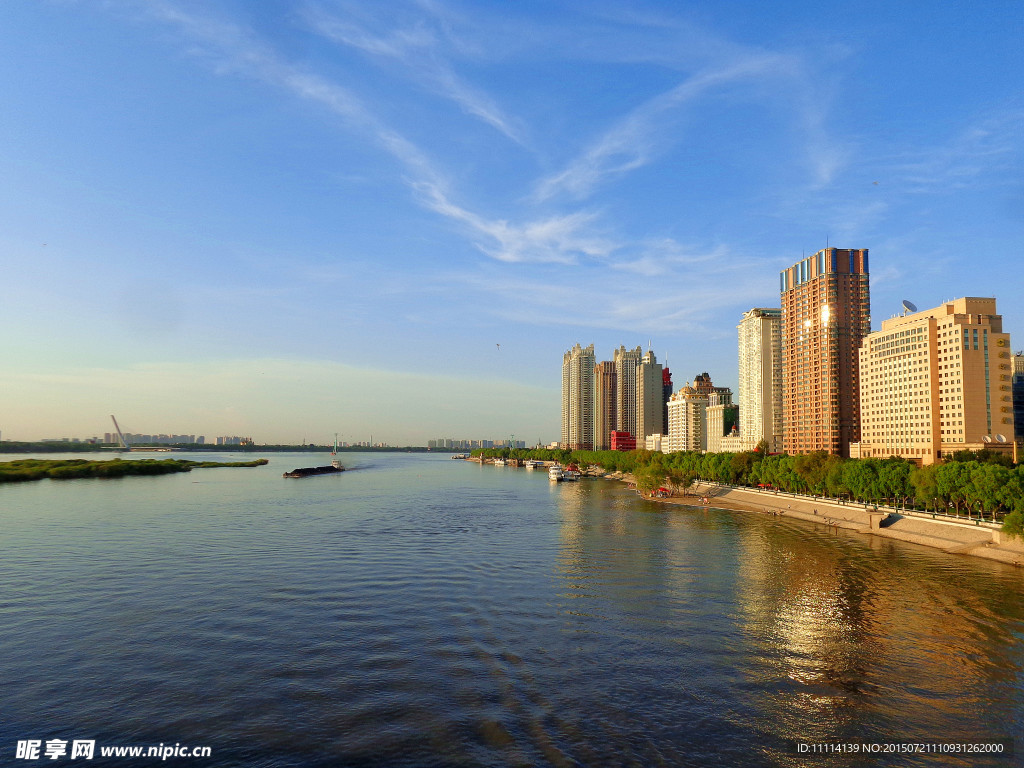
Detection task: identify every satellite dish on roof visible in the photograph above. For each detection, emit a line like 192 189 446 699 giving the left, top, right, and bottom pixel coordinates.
901 299 918 315
996 434 1007 443
983 435 992 443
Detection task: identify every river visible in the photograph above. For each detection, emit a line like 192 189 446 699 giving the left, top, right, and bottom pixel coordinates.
1 451 1021 766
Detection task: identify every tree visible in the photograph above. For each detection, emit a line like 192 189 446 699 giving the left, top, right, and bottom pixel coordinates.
667 468 696 495
1003 511 1024 539
842 459 878 504
936 462 971 515
879 459 912 507
910 464 939 511
635 464 665 496
968 463 1010 521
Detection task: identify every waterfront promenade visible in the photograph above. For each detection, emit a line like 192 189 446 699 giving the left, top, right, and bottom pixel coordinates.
677 481 1024 567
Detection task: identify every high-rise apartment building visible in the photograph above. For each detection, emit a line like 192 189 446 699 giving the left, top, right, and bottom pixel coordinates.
614 345 643 439
737 308 783 452
780 248 870 456
853 297 1015 464
594 361 617 450
666 373 729 453
637 350 665 441
561 343 596 450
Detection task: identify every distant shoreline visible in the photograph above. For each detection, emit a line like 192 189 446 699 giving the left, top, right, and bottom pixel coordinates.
0 443 450 454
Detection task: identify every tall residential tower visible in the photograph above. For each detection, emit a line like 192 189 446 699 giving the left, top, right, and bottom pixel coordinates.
637 350 665 441
594 361 617 450
780 248 870 456
613 345 643 440
737 308 783 452
561 343 596 450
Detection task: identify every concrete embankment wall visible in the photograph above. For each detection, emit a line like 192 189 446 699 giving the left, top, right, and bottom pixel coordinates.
685 482 1024 568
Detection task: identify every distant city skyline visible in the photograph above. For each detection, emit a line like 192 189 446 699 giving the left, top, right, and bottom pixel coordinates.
1 2 1022 443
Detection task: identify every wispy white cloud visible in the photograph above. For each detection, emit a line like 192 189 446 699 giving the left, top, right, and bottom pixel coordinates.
452 241 772 335
412 179 615 263
127 2 615 266
302 3 526 144
609 239 727 277
532 52 813 202
889 107 1024 193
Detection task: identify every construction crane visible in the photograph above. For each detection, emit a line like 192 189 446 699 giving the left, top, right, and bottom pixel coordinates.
110 415 129 450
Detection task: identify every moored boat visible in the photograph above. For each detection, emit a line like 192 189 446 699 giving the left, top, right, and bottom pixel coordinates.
548 464 564 481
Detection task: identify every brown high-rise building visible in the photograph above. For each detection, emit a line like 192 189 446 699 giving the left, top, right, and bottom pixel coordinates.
594 361 617 450
780 248 870 456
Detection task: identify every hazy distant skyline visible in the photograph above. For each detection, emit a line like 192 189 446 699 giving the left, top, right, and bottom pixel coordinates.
2 1 1022 444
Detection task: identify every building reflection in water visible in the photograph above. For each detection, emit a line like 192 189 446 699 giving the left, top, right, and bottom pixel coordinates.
550 482 1024 755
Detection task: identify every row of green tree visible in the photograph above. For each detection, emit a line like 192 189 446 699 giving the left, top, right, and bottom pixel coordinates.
471 447 1024 537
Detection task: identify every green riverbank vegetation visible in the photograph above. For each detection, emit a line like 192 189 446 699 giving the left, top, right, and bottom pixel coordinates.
0 458 269 483
472 446 1024 537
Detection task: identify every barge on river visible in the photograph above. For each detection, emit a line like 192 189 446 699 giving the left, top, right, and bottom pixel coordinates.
283 460 344 478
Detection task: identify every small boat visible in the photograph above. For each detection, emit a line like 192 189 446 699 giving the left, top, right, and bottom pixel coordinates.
494 458 506 466
548 464 564 482
451 454 469 460
283 460 344 478
561 469 580 481
524 459 543 469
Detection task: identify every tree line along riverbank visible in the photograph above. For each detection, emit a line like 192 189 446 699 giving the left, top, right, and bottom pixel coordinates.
471 446 1024 539
0 458 269 483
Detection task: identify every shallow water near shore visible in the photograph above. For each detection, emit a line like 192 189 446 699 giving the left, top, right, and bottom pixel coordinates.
1 451 1022 766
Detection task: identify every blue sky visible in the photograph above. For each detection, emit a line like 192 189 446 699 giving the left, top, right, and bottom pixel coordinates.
1 0 1022 445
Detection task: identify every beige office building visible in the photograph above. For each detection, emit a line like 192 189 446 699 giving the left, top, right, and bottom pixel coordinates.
561 343 596 450
851 297 1014 464
738 308 783 452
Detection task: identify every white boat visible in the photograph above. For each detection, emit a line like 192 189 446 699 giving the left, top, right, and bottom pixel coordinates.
562 469 580 481
548 464 563 481
524 459 543 469
494 458 506 466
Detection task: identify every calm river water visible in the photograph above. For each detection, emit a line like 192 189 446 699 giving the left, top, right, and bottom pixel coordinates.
1 452 1021 767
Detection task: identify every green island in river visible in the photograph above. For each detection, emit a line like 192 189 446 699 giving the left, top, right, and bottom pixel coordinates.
0 458 269 483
